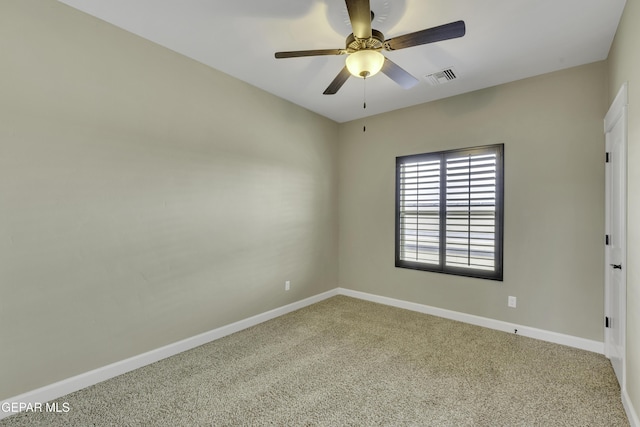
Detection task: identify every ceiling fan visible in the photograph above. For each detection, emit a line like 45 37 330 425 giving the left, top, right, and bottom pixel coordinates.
274 0 466 95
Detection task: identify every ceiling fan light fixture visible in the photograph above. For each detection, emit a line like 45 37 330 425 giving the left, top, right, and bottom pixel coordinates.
346 50 384 78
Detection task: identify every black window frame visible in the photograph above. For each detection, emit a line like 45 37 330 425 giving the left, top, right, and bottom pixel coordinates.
395 144 504 281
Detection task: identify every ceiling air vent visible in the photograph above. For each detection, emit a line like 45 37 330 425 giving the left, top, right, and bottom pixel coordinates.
426 68 457 85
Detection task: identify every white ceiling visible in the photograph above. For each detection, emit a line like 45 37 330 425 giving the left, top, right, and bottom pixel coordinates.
57 0 626 123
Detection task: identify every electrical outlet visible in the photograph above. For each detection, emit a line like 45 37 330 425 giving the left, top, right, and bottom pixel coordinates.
285 280 290 291
508 296 517 308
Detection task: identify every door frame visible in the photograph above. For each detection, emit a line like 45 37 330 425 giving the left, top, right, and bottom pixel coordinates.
604 82 627 389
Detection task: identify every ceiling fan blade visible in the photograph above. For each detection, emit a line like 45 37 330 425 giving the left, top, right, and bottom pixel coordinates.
275 49 345 59
323 66 351 95
345 0 372 39
384 20 466 51
381 57 419 89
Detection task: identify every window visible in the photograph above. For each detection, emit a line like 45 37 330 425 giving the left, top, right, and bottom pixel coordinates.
395 144 504 281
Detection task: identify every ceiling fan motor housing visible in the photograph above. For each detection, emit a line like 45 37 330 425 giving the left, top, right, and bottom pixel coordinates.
346 29 385 52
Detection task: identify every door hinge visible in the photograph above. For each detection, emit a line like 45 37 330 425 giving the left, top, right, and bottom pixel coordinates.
606 152 610 163
606 234 610 245
605 316 611 328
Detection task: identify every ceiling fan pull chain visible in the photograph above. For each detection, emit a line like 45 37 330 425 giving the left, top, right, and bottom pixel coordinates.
363 76 367 132
363 75 367 109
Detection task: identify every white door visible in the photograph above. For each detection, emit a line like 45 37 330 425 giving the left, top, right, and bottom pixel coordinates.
604 82 627 389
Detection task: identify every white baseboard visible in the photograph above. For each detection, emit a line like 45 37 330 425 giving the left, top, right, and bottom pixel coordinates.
336 288 604 354
623 389 640 427
0 289 338 420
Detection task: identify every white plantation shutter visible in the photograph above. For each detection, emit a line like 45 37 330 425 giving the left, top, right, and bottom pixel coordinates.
445 152 497 271
398 157 441 265
396 144 503 281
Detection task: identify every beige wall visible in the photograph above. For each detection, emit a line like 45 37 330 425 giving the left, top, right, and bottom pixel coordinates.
338 61 608 341
608 0 640 420
0 0 339 399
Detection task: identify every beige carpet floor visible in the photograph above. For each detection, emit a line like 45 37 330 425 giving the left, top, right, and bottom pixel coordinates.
0 295 629 426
